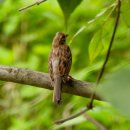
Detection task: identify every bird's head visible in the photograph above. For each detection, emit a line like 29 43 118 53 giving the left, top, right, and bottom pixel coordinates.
52 32 68 47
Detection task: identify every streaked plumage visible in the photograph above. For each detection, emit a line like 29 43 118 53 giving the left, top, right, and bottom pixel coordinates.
49 32 72 104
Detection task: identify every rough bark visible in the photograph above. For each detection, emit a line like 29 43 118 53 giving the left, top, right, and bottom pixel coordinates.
0 66 101 100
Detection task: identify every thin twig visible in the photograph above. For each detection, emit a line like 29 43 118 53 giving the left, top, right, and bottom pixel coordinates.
84 114 107 130
88 0 121 108
18 0 47 11
55 107 88 124
97 0 121 84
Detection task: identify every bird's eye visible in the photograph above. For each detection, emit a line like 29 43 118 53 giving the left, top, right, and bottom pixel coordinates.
61 36 65 43
62 35 65 39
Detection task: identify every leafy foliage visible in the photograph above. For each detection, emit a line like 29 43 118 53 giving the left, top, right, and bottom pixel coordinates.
121 0 130 28
58 0 83 28
99 67 130 117
0 0 130 130
89 30 103 62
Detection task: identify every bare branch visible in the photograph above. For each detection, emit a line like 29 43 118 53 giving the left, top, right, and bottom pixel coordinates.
0 65 101 100
18 0 47 11
55 107 89 124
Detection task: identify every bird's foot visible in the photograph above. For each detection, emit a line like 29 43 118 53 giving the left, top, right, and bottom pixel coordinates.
67 75 74 82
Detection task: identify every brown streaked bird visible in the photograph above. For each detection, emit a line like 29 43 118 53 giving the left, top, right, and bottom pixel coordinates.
48 32 72 105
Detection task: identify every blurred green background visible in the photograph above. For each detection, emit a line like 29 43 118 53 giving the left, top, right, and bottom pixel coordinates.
0 0 130 129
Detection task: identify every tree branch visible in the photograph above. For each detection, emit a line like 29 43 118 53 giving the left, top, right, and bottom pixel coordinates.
18 0 47 11
0 66 101 100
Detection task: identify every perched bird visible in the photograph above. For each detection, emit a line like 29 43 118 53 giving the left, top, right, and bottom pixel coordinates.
48 32 72 104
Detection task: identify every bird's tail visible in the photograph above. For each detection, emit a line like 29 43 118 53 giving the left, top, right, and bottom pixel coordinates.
53 76 62 105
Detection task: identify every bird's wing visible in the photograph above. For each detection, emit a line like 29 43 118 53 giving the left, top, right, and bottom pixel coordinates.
59 45 72 77
48 51 54 81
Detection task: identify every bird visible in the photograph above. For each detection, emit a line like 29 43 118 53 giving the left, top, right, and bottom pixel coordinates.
48 32 72 105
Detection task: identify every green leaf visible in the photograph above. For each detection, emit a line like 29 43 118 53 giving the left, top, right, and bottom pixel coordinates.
87 2 116 25
121 0 130 28
89 30 103 63
98 67 130 117
57 0 83 25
